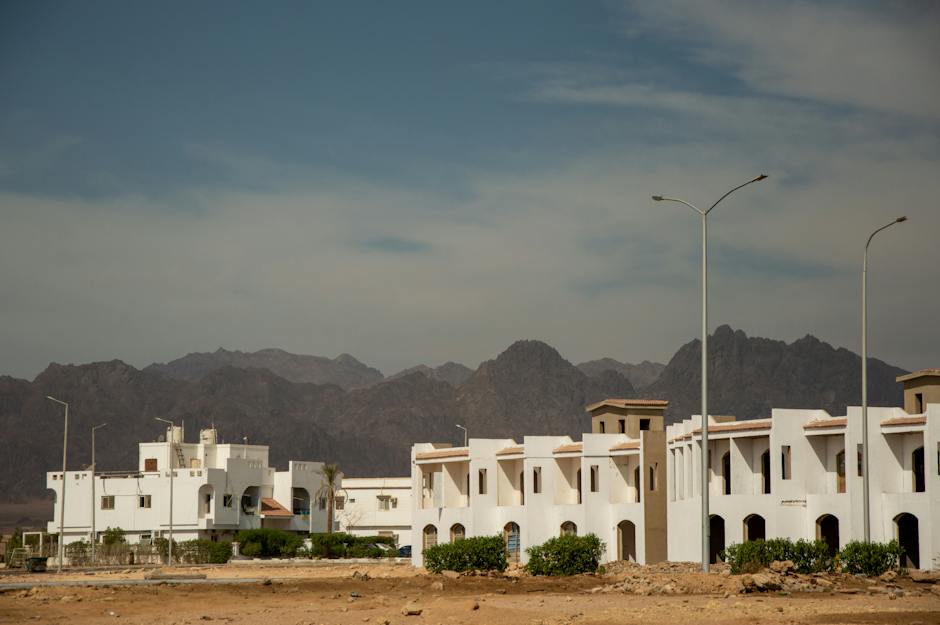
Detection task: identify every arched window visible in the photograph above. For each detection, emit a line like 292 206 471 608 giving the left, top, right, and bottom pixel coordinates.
816 514 839 556
633 465 641 503
503 522 521 563
576 468 582 504
560 521 577 536
450 523 465 542
648 463 658 492
422 524 438 552
721 452 731 495
760 450 771 494
743 514 766 542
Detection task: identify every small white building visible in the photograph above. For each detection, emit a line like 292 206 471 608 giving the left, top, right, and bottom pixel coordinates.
667 370 940 569
336 477 412 547
410 399 668 567
47 426 329 545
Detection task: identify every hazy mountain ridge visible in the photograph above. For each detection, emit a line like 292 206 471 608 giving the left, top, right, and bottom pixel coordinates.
0 327 910 503
577 358 666 388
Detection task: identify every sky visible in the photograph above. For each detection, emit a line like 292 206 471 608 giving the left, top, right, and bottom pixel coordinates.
1 1 939 380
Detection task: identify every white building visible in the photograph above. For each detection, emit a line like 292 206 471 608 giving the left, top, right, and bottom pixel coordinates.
47 426 329 545
336 477 412 547
667 370 940 569
410 399 668 567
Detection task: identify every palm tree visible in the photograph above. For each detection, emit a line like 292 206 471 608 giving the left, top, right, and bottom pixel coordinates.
316 463 342 534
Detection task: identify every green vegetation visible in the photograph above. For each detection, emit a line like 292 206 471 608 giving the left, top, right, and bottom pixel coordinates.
423 536 508 573
307 532 396 558
839 540 904 576
526 534 605 576
100 527 126 546
235 528 303 558
722 538 834 574
176 539 233 564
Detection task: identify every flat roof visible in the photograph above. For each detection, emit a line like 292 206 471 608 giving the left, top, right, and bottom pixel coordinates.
896 369 940 383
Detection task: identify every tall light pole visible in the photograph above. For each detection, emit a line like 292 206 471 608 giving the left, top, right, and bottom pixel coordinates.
456 424 468 447
90 423 107 565
46 396 69 573
155 417 176 564
861 216 907 542
652 174 767 572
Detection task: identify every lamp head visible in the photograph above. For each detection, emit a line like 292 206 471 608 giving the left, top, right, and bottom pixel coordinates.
896 216 908 223
755 174 768 181
651 195 664 201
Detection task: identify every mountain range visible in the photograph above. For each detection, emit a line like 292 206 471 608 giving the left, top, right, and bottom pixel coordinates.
0 325 908 508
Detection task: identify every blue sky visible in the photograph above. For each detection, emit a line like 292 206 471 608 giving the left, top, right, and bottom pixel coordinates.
2 1 938 379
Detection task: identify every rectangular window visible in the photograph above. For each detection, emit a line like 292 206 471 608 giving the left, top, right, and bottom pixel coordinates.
144 458 157 472
914 392 924 413
532 467 542 494
223 494 233 508
318 497 327 510
618 419 626 434
377 496 390 511
590 465 599 492
599 421 606 433
391 497 398 509
138 495 151 509
478 468 487 494
101 495 115 510
334 496 345 510
781 445 792 480
640 419 650 431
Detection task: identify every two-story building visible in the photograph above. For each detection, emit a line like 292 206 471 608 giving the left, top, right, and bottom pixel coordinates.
667 370 939 569
336 477 412 547
410 399 667 567
47 425 329 545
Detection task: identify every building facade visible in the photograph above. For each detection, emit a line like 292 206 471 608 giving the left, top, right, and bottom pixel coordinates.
47 426 329 545
410 399 668 567
336 477 412 547
667 371 940 569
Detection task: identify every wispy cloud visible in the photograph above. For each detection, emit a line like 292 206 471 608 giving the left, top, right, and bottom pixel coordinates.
358 236 433 254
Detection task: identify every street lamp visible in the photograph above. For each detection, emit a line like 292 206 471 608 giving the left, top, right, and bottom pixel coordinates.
456 424 468 447
155 417 176 564
652 173 767 572
46 396 69 573
861 216 907 542
90 423 107 565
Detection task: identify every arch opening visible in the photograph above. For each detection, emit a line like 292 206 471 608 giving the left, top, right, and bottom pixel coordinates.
816 514 839 556
503 522 521 563
895 513 919 569
617 520 636 562
709 515 725 564
743 514 766 542
560 521 577 537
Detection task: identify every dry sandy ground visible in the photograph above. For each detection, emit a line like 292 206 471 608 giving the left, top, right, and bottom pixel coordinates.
2 562 939 625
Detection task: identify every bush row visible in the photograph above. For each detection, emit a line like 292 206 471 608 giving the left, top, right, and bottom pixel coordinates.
235 529 304 558
424 536 507 573
722 538 905 576
305 533 397 559
526 534 605 576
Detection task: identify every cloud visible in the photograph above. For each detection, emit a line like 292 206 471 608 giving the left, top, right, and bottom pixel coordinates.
623 1 940 118
359 236 433 254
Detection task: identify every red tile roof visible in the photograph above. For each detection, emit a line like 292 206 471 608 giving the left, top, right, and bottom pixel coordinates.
260 498 293 517
585 399 668 412
881 415 927 427
610 441 640 451
691 419 772 435
803 418 847 429
553 442 583 454
415 448 469 460
495 445 524 456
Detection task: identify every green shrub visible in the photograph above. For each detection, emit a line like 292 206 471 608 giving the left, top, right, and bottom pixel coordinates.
526 534 605 576
839 540 903 576
722 538 833 574
423 536 507 573
176 540 232 564
65 539 90 566
307 533 397 559
235 529 303 558
101 527 126 546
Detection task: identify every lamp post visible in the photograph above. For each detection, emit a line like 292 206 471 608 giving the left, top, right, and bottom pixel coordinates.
456 424 468 447
46 396 69 573
155 417 176 564
90 423 107 565
861 216 907 542
652 174 767 572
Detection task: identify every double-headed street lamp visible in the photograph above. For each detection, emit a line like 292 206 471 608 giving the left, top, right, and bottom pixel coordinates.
90 423 107 564
46 396 69 573
652 174 767 572
860 216 907 542
155 417 177 564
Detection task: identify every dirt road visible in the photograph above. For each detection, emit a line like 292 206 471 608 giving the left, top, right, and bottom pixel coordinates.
2 562 938 625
